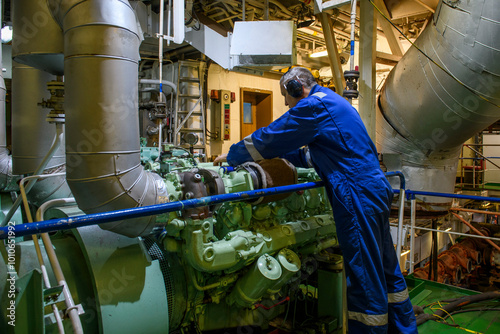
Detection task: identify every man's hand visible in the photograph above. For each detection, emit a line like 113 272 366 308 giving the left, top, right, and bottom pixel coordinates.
213 153 228 166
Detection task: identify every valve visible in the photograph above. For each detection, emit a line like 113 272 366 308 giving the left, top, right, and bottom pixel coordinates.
38 80 65 123
343 69 360 99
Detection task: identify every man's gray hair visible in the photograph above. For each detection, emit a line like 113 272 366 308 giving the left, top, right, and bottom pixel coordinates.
280 67 317 89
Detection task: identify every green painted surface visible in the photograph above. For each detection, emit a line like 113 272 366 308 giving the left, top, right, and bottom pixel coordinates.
484 183 500 191
408 276 500 334
14 270 44 334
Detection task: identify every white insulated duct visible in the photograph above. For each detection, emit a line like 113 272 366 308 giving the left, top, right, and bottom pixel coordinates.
47 0 167 237
12 0 64 75
11 0 71 206
0 11 18 192
0 76 17 192
378 0 500 211
11 62 66 175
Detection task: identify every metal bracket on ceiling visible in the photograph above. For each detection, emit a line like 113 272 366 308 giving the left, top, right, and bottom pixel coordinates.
314 0 351 14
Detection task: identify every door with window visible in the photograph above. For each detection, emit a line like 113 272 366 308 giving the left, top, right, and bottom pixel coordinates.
240 88 273 140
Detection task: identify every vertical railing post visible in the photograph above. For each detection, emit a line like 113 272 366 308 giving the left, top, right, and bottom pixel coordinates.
409 193 416 274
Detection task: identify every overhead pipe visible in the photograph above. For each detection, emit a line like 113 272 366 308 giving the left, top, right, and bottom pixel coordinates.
377 0 500 210
12 0 64 75
46 0 169 237
0 181 325 239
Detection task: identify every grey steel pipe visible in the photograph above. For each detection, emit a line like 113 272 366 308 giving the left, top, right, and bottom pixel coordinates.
139 79 177 93
0 33 19 192
1 125 65 227
378 0 500 207
11 62 66 174
12 0 64 75
49 0 167 237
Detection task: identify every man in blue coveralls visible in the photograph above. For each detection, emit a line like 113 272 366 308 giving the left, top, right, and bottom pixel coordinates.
214 67 418 333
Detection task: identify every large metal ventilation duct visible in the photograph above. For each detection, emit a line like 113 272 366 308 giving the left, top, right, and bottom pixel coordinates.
0 0 18 192
11 0 69 205
46 0 167 237
0 76 16 192
11 62 66 174
378 0 500 210
12 0 64 75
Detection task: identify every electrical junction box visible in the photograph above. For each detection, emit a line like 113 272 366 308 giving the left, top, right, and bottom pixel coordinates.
210 89 232 141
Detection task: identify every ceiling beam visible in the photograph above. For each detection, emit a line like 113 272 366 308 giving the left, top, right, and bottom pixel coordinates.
376 51 401 66
317 12 346 92
373 0 405 57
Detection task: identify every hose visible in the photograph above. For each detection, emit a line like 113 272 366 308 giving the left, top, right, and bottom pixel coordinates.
416 290 500 326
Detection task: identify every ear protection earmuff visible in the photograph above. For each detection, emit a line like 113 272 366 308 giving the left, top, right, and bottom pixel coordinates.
285 79 303 98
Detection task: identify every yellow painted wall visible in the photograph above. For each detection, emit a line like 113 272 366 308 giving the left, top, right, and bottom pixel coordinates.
206 65 288 158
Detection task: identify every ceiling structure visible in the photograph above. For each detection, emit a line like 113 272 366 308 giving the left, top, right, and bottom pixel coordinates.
137 0 439 70
1 0 439 70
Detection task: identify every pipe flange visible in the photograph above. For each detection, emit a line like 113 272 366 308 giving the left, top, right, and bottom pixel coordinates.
237 162 268 204
257 158 298 204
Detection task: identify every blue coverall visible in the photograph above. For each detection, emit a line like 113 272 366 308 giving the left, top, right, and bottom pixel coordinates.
226 84 418 333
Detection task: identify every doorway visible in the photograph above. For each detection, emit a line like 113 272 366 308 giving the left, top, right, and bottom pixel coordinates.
240 88 273 140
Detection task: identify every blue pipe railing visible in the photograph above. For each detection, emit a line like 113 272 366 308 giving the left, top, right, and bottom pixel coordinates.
0 181 325 239
384 171 406 189
404 189 500 202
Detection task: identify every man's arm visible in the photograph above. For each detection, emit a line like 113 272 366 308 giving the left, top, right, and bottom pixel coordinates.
227 100 318 166
280 147 314 168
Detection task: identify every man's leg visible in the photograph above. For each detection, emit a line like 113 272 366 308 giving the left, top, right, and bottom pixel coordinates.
382 216 418 333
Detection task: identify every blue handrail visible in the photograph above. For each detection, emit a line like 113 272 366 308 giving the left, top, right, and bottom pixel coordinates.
384 171 406 189
0 181 325 239
404 189 500 202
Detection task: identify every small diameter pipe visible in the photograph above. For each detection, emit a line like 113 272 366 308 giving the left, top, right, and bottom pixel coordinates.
19 179 72 333
451 212 500 253
159 0 164 102
409 225 500 242
19 175 81 333
28 230 65 333
451 207 500 216
0 181 325 239
35 198 82 334
384 171 406 189
465 144 500 169
409 197 416 274
139 79 177 93
1 123 64 227
396 188 405 267
349 0 357 72
385 172 406 268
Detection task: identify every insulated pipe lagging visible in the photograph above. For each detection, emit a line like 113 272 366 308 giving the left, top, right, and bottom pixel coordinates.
377 0 500 198
0 77 18 192
52 0 167 237
0 11 19 192
11 63 66 175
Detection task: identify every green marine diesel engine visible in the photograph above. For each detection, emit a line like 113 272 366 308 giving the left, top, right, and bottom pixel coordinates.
1 153 344 333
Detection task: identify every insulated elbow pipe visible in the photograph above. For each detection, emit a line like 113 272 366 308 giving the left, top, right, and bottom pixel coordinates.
377 0 500 209
49 0 168 237
0 56 18 192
